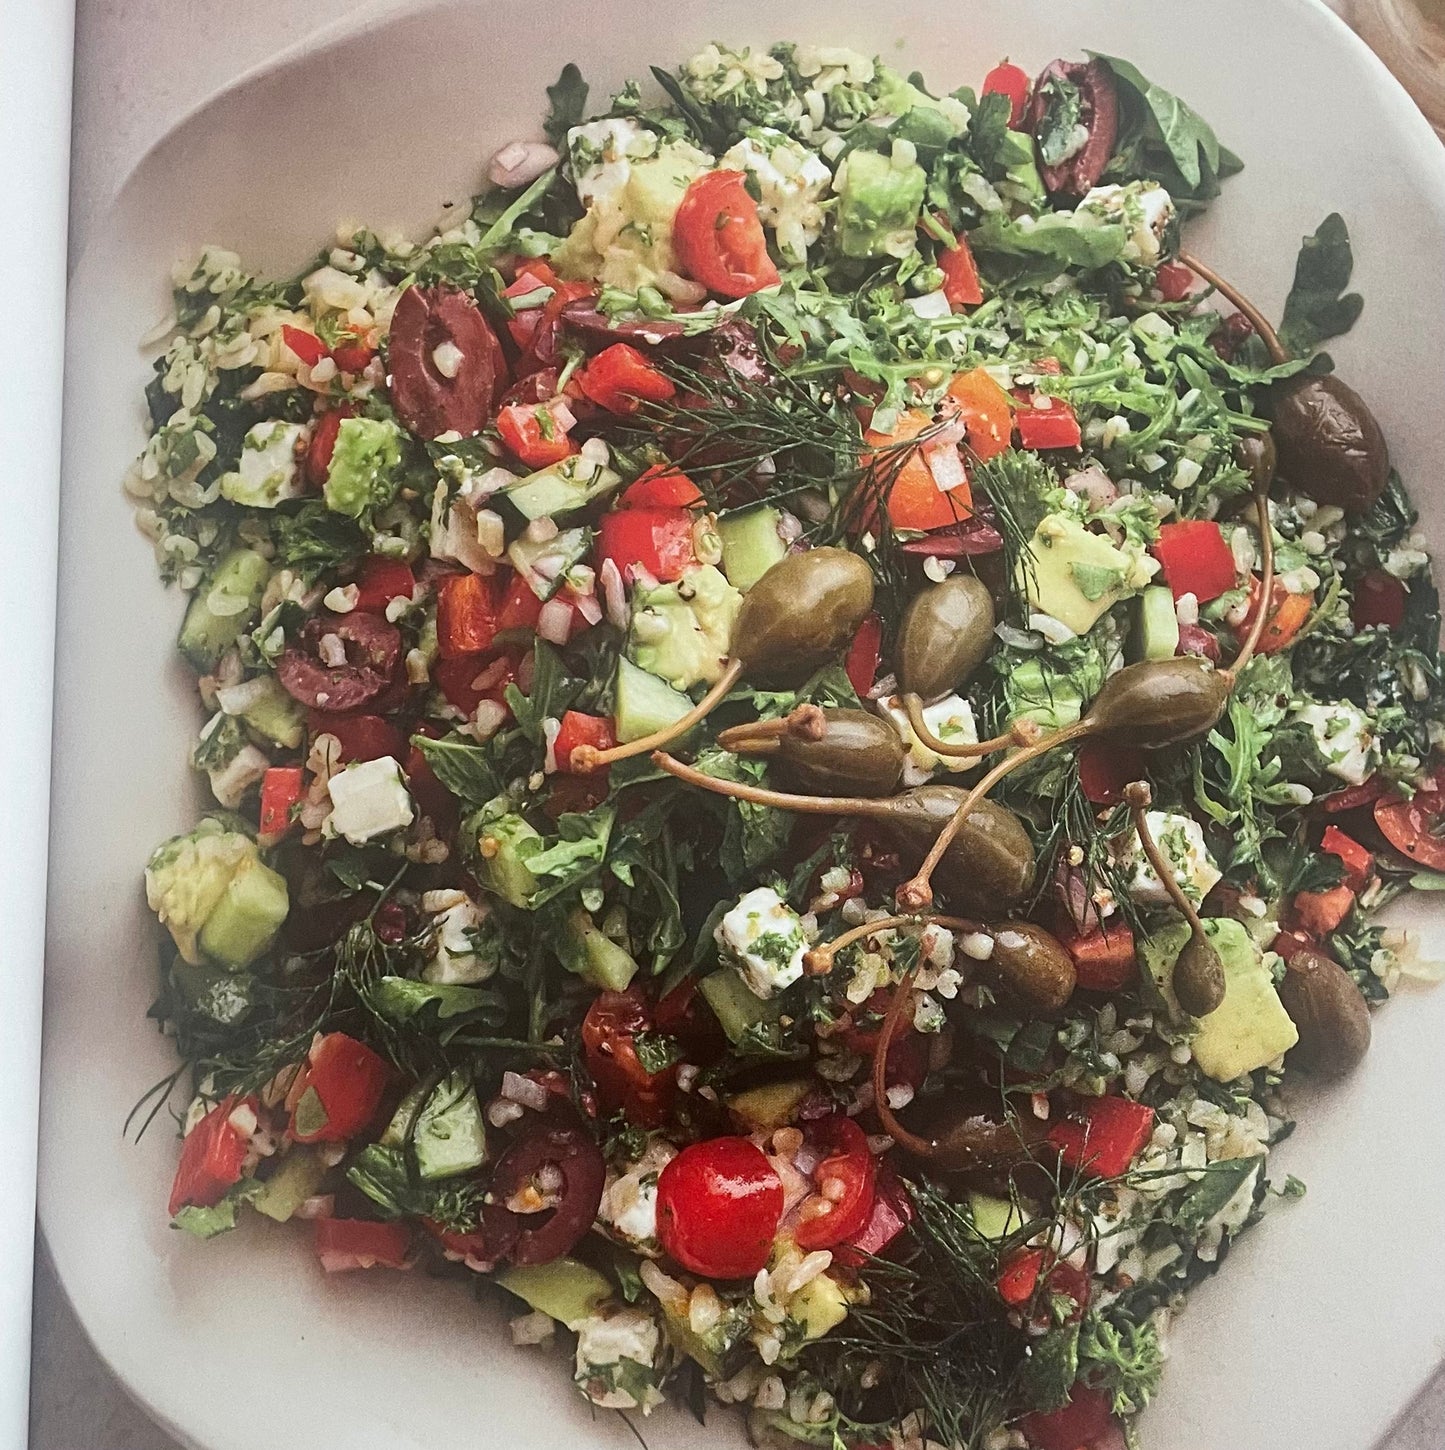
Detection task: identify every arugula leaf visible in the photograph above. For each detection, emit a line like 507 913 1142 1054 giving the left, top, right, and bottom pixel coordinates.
526 808 615 905
410 732 503 807
368 976 506 1027
970 209 1129 282
691 748 794 881
270 503 366 579
650 65 727 151
172 1179 264 1239
1278 213 1365 358
544 64 589 147
1171 1155 1262 1232
505 640 583 744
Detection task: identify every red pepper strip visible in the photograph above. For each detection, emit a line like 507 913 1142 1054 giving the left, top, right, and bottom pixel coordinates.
1047 1096 1154 1179
1153 519 1238 603
281 324 328 368
436 573 499 659
1321 825 1373 892
289 1032 390 1144
845 613 883 697
621 465 704 509
258 767 305 842
938 230 984 308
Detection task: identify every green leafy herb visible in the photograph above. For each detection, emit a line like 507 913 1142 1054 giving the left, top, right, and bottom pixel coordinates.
172 1179 264 1239
1171 1155 1262 1233
1278 213 1365 358
544 64 589 147
1035 74 1084 168
409 733 505 808
368 976 507 1028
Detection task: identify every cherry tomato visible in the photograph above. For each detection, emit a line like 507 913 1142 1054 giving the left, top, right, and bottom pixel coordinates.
581 987 676 1129
1016 396 1082 450
576 343 677 416
1059 921 1137 993
1153 520 1237 603
793 1116 876 1251
497 398 577 468
387 284 506 439
595 507 699 583
864 408 973 533
981 61 1032 127
657 1137 784 1279
554 711 616 772
424 1204 520 1269
1374 767 1445 871
289 1032 391 1144
433 651 517 717
314 1218 412 1273
330 339 376 374
168 1096 256 1217
673 171 781 299
947 368 1014 462
304 405 357 489
281 325 328 368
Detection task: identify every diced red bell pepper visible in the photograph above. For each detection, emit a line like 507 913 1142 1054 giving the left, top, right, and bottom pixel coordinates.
1016 396 1081 451
864 408 974 533
1352 569 1408 630
432 651 517 716
947 367 1014 463
845 613 883 697
1048 1096 1155 1180
596 507 699 583
1020 1384 1117 1450
281 324 328 368
168 1096 257 1217
997 1247 1044 1306
937 229 984 309
621 465 704 509
554 711 616 772
314 1218 412 1273
496 572 544 635
1153 519 1238 604
1237 576 1313 655
1316 775 1387 814
329 339 376 374
1292 883 1356 937
1061 922 1137 993
1154 259 1197 302
982 61 1032 127
576 343 677 415
352 557 415 615
290 1032 391 1144
258 767 305 843
1321 825 1373 892
496 398 577 468
308 711 407 764
436 572 500 658
1076 740 1146 806
304 405 357 489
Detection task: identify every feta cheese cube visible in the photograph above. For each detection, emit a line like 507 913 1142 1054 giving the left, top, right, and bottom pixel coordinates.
1292 701 1378 786
597 1136 677 1256
1115 809 1221 907
1075 181 1176 264
325 756 414 845
721 129 832 263
219 420 306 508
715 886 808 998
877 693 980 785
574 1305 662 1411
420 888 493 984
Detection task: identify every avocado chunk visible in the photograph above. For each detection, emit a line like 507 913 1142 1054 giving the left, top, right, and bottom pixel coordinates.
323 416 402 518
233 673 305 749
1021 513 1143 635
788 1273 850 1340
967 1190 1029 1241
726 1076 814 1131
381 1073 488 1180
1136 584 1181 662
835 148 926 260
556 906 640 992
196 852 290 968
614 657 694 744
177 547 270 671
1140 918 1299 1081
497 1258 613 1329
470 813 543 908
253 1147 328 1223
627 564 742 692
718 507 789 592
503 454 621 522
699 968 785 1045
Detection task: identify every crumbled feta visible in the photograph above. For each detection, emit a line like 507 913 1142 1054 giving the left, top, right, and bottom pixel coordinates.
715 886 808 999
324 756 414 845
877 693 980 785
1292 701 1378 786
574 1305 663 1411
721 129 832 263
420 888 493 984
207 743 271 809
1075 181 1176 264
598 1137 677 1256
1115 810 1222 907
567 117 660 208
219 420 305 507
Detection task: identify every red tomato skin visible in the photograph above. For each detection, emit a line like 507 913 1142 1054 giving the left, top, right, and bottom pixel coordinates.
496 573 545 635
656 1137 784 1279
581 988 677 1129
307 711 407 764
314 1218 412 1272
576 343 677 416
596 508 699 583
1153 520 1238 603
845 613 883 697
352 558 415 615
621 465 704 509
436 573 500 658
1047 1097 1154 1180
673 171 781 299
554 711 616 771
304 405 357 489
1373 772 1445 868
1291 883 1356 936
168 1096 256 1217
433 651 517 716
1320 825 1373 892
1352 569 1408 630
1059 921 1137 993
281 325 328 367
831 1162 912 1270
290 1033 391 1144
330 341 376 374
864 409 973 533
794 1116 876 1251
497 401 577 468
997 1247 1044 1305
982 61 1032 127
258 767 305 841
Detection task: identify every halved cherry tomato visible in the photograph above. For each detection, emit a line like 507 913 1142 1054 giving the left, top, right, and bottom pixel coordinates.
845 613 883 697
290 1032 390 1144
436 572 500 658
352 557 415 615
832 1161 912 1270
673 170 781 299
1352 568 1408 630
387 284 506 439
1060 921 1137 993
656 1136 784 1279
168 1096 256 1217
308 711 407 764
1016 395 1082 451
1153 520 1237 603
1154 259 1197 302
596 507 699 583
554 710 616 771
576 343 677 416
497 398 577 468
982 61 1032 127
865 408 973 533
582 987 676 1129
1321 825 1373 892
1047 1096 1154 1180
1375 767 1445 870
1291 883 1355 936
304 405 357 489
258 767 305 843
794 1115 876 1251
281 324 328 368
1076 740 1146 806
1237 576 1313 654
314 1218 412 1273
947 367 1014 462
1021 1384 1117 1450
937 229 984 309
621 465 705 509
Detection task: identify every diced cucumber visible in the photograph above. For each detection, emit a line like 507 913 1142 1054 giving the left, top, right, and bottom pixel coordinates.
557 907 639 992
726 1076 814 1131
235 674 305 749
507 525 592 602
472 813 543 908
254 1148 327 1222
699 968 784 1045
196 854 289 968
718 506 789 592
967 1190 1028 1241
502 454 621 522
178 548 270 671
381 1073 488 1180
496 1257 612 1329
1137 584 1180 661
614 657 692 744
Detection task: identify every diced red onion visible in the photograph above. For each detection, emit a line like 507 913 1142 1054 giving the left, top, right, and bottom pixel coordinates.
537 598 573 645
501 1071 549 1112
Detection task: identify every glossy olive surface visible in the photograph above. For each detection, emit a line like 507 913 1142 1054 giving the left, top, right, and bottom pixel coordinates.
1087 656 1231 747
734 548 876 686
898 1087 1045 1171
1278 946 1372 1077
897 575 996 700
773 710 906 797
1271 373 1389 514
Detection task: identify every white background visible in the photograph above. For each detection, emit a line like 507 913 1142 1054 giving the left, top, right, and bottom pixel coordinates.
34 1 1445 1447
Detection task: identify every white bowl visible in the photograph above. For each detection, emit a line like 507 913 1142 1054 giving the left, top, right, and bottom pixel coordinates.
44 3 1445 1448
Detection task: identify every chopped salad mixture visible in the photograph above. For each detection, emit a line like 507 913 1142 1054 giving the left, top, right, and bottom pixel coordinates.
129 42 1445 1450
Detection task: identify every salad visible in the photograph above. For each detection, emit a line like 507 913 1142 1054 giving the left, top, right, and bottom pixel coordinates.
126 41 1445 1450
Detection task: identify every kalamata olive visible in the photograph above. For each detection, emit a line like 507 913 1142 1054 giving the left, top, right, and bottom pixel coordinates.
1173 931 1226 1017
1084 656 1231 747
426 1202 521 1270
734 548 876 687
875 785 1036 913
1270 373 1389 514
896 1085 1051 1172
488 1124 606 1265
1234 431 1277 493
983 921 1077 1012
898 575 996 700
1025 58 1120 197
560 306 688 349
1277 946 1372 1077
276 611 403 711
773 709 906 798
388 284 507 439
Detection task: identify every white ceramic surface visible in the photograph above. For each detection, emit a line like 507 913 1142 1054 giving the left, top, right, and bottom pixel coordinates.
44 4 1445 1448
